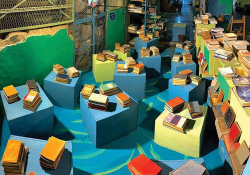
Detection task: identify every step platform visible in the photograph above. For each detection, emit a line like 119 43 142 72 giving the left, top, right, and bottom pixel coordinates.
92 54 116 82
113 50 131 61
154 103 208 158
0 83 54 138
0 135 73 174
114 61 146 100
80 87 138 147
171 60 197 77
134 37 158 52
44 68 82 110
172 23 187 42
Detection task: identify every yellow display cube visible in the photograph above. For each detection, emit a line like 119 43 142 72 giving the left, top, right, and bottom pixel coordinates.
113 50 131 61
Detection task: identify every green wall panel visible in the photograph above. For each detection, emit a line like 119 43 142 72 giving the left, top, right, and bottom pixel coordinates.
219 0 233 5
225 5 233 14
106 8 126 51
0 29 74 89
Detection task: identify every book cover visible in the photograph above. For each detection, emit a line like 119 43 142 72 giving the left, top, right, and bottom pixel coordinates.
3 85 18 97
236 141 250 165
173 74 187 80
116 92 130 103
166 97 185 108
56 74 69 80
224 107 236 129
2 140 22 164
88 93 108 104
27 80 38 89
236 85 250 103
221 100 230 115
100 83 117 92
229 122 242 143
233 77 250 86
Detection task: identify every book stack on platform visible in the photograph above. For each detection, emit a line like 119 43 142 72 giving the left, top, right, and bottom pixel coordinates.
172 52 181 62
26 80 39 92
163 112 188 133
231 40 249 50
214 49 234 61
53 64 65 74
23 90 42 111
219 67 237 78
120 44 130 54
116 92 131 108
99 83 118 96
81 84 95 99
188 101 203 118
211 27 224 38
141 47 150 57
107 52 118 62
88 93 109 111
97 53 106 62
201 15 208 24
183 53 193 64
3 85 20 104
117 64 128 73
141 36 150 42
115 43 121 50
173 74 187 86
238 50 250 60
201 29 211 40
133 63 144 75
165 96 185 113
206 39 220 50
125 57 136 68
67 67 79 78
190 75 202 85
150 46 160 56
224 33 237 41
54 74 69 84
179 69 193 77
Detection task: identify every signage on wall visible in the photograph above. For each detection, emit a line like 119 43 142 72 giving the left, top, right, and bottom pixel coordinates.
110 13 115 21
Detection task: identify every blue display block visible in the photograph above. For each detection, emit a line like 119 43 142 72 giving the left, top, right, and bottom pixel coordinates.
0 116 11 159
172 23 187 41
0 83 54 138
219 140 234 175
138 52 161 78
0 135 73 175
168 79 205 104
243 157 250 175
80 88 138 147
114 61 146 100
175 46 196 60
171 60 197 77
134 37 158 52
44 68 82 110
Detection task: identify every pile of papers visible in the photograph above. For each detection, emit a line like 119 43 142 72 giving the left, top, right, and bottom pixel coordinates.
224 33 237 41
40 137 66 170
115 43 120 50
88 93 109 111
183 53 193 64
99 82 118 96
125 57 136 68
165 96 185 113
116 92 131 108
67 67 79 78
106 52 118 62
80 84 95 99
26 79 39 92
23 90 42 111
2 140 29 175
163 113 188 133
117 64 128 73
172 54 181 62
173 74 187 86
188 101 203 118
54 74 69 84
141 47 150 57
3 85 20 103
133 63 144 75
120 44 130 54
97 53 106 62
211 27 224 38
201 29 211 40
219 67 237 78
191 75 202 85
53 64 65 74
150 46 160 56
214 49 234 61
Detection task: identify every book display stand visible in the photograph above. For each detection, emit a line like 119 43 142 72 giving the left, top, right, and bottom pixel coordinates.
44 68 82 110
80 88 138 147
113 50 131 61
154 103 208 158
0 83 54 138
171 61 197 77
114 61 146 100
134 37 158 52
217 71 234 101
172 23 187 42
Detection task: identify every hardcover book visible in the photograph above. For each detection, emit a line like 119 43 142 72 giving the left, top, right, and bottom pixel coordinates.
229 122 242 143
224 107 236 129
236 141 250 165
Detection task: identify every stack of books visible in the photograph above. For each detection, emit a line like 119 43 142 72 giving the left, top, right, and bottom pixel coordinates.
211 27 224 38
99 82 118 96
26 79 39 92
116 92 131 108
165 96 185 113
23 90 42 111
209 18 218 24
88 93 109 111
120 44 130 54
214 49 234 61
238 50 250 60
191 75 202 85
176 43 183 49
67 67 79 78
117 64 128 73
224 33 237 41
163 113 188 133
201 29 211 39
133 63 144 75
173 74 187 86
128 4 136 11
97 53 106 62
241 56 250 75
133 6 144 13
128 24 137 34
115 43 120 50
188 101 203 118
184 45 191 51
141 36 149 42
206 39 220 50
54 74 69 84
3 85 20 104
40 136 66 170
172 54 181 62
194 17 202 24
2 140 29 175
232 77 250 86
201 15 208 24
169 160 207 175
53 64 65 74
139 33 145 39
106 52 118 62
219 67 237 78
183 53 193 64
179 69 193 77
125 57 136 68
141 47 150 57
231 40 249 50
80 84 95 99
150 46 160 56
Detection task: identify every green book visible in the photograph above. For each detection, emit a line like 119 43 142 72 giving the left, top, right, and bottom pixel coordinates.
100 82 117 92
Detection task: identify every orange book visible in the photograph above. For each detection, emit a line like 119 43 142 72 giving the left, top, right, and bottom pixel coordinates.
179 69 193 75
134 63 144 69
2 140 22 164
3 85 18 97
116 92 130 103
221 99 230 115
166 97 185 108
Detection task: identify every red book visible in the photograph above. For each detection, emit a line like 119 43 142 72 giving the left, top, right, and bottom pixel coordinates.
224 134 240 154
229 122 242 143
166 97 185 108
128 154 162 175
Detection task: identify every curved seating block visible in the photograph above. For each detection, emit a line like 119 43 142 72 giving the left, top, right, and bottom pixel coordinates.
114 61 146 100
113 50 131 61
171 61 197 77
80 88 138 147
134 37 158 52
0 135 73 175
218 140 233 175
44 68 82 110
168 79 205 104
172 23 187 42
154 103 208 158
0 83 54 138
92 54 116 82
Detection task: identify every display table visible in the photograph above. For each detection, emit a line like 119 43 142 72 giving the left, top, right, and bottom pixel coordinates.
172 23 187 42
171 60 197 77
114 61 146 100
0 83 54 138
80 88 138 147
0 135 73 175
44 68 82 110
154 103 208 158
92 54 116 82
113 50 131 61
175 46 196 60
138 52 161 78
217 71 234 101
168 79 205 104
218 139 233 175
134 37 158 52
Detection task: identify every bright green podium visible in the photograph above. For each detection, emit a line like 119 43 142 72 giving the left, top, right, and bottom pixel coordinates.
92 54 116 82
204 44 216 76
154 103 208 158
218 71 235 101
114 50 131 61
230 90 250 147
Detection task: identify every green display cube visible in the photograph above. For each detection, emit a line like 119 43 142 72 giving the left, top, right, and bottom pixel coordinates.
218 71 235 101
92 54 116 82
154 103 208 158
204 44 216 76
113 50 131 61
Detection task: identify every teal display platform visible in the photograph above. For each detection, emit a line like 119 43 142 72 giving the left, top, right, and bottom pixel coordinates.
80 88 138 147
138 52 161 78
168 79 205 104
243 157 250 175
44 69 82 110
0 83 54 138
172 23 187 41
134 37 158 52
219 140 233 175
175 46 196 60
114 61 146 100
171 60 197 77
0 135 73 175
